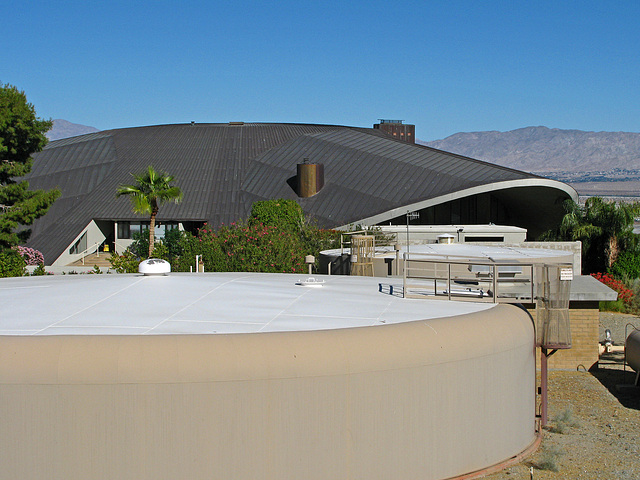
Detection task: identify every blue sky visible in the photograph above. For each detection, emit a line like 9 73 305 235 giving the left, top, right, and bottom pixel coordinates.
4 1 639 140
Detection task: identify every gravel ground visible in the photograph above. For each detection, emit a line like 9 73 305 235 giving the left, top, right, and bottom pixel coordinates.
599 312 640 346
483 313 640 480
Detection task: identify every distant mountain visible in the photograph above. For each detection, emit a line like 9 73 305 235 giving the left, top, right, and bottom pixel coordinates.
46 119 100 141
420 126 640 174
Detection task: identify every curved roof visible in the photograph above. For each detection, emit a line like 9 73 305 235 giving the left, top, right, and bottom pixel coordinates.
25 122 576 262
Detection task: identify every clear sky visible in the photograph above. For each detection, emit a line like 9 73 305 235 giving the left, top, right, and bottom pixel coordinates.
4 1 639 140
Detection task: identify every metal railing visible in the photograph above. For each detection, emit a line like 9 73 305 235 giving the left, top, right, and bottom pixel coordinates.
73 242 101 265
402 252 544 303
75 240 131 265
339 230 398 256
340 231 367 255
112 240 130 254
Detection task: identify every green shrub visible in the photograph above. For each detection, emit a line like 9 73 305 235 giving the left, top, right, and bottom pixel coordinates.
31 263 47 276
173 222 307 273
128 228 184 261
108 251 140 273
163 227 186 260
249 199 303 232
630 278 640 313
171 221 342 274
593 272 634 313
0 250 26 277
600 299 627 313
150 242 169 261
128 230 150 258
90 265 103 274
301 224 341 260
609 249 640 280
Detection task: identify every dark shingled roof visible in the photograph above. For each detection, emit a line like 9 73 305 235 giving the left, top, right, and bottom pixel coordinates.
25 122 572 264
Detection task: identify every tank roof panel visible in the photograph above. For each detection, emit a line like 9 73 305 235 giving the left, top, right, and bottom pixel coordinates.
0 273 494 336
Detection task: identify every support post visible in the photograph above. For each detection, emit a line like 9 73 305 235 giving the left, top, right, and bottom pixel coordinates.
540 347 558 427
540 347 548 427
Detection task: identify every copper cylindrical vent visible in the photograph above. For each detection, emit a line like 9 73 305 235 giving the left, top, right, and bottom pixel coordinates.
297 163 324 197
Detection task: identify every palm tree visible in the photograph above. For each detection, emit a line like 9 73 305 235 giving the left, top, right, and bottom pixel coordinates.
541 198 639 273
117 166 183 258
583 197 638 269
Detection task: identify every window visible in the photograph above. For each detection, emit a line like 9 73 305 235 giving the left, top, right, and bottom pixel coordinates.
117 222 131 239
69 232 87 255
117 221 179 239
464 236 504 243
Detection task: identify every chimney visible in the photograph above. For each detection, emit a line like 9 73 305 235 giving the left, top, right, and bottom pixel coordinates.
297 158 324 197
373 119 415 144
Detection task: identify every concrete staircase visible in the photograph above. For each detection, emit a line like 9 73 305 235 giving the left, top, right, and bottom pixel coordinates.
68 253 113 268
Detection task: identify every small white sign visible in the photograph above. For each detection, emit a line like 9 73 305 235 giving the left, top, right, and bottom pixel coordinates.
560 268 573 281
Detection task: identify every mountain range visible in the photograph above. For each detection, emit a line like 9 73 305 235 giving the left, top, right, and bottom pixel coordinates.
46 119 100 141
420 126 640 179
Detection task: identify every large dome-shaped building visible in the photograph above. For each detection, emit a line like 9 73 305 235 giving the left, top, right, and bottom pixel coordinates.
25 121 577 266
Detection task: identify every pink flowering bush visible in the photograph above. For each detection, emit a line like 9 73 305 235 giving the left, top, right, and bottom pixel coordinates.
13 246 45 265
172 221 340 273
174 222 302 273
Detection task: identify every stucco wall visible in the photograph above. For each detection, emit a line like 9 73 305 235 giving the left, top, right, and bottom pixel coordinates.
0 305 536 480
53 220 106 267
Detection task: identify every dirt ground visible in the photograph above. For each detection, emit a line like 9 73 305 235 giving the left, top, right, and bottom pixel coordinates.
483 319 640 479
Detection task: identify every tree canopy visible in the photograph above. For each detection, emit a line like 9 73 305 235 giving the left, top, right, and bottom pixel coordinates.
116 166 183 257
541 198 639 273
0 84 60 252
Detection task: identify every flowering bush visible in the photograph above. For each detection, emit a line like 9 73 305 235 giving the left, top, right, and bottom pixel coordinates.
174 222 302 273
13 246 45 266
591 272 634 305
171 221 341 274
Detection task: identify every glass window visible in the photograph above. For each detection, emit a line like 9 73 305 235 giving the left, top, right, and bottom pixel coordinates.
69 232 87 254
130 222 142 237
117 221 179 240
117 222 131 239
154 223 166 239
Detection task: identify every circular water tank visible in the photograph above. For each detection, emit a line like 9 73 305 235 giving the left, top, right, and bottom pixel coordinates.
626 329 640 374
0 273 536 480
138 258 171 275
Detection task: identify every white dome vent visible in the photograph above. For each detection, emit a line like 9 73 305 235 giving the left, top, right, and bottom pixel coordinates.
138 258 171 276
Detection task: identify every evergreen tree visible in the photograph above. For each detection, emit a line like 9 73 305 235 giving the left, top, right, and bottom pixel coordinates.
0 84 60 252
